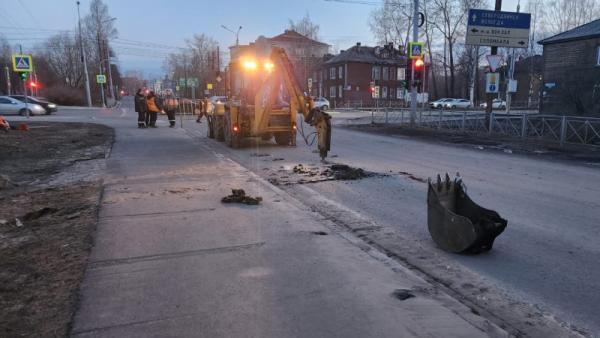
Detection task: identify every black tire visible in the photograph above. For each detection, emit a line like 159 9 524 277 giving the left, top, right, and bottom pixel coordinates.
322 105 328 110
224 111 241 148
451 105 456 109
206 116 215 139
215 115 225 141
274 132 291 146
19 109 29 116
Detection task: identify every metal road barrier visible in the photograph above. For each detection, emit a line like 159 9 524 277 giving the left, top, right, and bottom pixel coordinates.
358 108 600 147
176 99 201 115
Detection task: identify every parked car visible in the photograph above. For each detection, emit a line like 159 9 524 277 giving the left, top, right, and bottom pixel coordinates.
479 99 506 109
10 95 57 114
209 96 227 104
314 97 330 110
444 98 472 109
429 98 453 109
0 96 46 116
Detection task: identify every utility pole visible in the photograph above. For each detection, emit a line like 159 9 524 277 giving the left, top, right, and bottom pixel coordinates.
106 38 115 101
506 0 520 114
486 0 502 126
77 1 92 107
5 66 11 95
410 0 419 126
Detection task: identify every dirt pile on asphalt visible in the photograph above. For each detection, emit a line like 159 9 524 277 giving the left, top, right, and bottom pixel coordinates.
323 164 370 180
0 122 113 337
221 189 263 205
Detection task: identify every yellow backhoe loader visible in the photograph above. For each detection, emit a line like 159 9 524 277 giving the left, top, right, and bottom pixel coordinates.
206 46 331 160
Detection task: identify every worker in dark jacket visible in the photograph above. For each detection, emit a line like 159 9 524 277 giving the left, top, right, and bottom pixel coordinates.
163 89 179 127
134 88 148 128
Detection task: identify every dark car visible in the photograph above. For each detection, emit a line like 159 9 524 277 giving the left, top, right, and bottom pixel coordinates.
9 95 57 115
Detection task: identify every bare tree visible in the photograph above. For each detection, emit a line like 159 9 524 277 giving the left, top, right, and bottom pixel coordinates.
542 0 600 34
42 32 83 88
164 34 219 98
288 12 321 41
369 0 413 48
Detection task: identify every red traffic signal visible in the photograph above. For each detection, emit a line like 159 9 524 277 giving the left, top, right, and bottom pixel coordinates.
414 58 424 70
28 81 38 88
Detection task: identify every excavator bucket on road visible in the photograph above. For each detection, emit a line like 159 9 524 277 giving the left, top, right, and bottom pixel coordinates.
427 174 507 254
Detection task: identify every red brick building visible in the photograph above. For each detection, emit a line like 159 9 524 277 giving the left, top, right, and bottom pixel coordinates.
316 43 408 107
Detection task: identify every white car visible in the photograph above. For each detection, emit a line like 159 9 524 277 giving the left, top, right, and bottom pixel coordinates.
480 99 506 109
313 97 330 110
429 98 453 109
0 96 46 115
209 96 227 104
444 98 472 109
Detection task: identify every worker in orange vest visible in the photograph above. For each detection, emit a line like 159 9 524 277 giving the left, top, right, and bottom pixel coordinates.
146 91 162 128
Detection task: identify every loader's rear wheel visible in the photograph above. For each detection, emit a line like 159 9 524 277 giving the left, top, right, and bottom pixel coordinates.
224 111 241 148
214 115 225 141
274 132 291 146
206 116 215 139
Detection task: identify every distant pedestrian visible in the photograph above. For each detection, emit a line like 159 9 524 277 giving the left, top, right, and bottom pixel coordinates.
163 89 179 128
134 88 148 128
146 91 162 128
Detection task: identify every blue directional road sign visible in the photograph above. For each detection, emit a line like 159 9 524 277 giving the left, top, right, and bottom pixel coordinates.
466 9 531 48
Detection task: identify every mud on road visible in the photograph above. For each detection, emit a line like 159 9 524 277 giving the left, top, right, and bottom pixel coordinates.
0 122 113 337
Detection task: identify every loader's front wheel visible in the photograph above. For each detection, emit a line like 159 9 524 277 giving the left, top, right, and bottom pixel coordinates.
206 116 215 139
215 115 225 141
224 111 241 148
274 132 291 146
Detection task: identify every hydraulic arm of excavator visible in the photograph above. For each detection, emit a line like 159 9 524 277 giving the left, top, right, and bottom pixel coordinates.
266 47 332 160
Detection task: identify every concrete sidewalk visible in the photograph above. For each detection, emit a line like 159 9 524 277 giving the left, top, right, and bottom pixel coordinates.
71 123 507 337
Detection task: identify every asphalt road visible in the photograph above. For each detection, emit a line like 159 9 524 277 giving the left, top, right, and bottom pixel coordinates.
11 99 598 336
184 108 600 335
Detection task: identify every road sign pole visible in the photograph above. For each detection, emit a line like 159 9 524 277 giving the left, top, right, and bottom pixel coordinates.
410 0 419 127
486 0 502 128
4 66 11 95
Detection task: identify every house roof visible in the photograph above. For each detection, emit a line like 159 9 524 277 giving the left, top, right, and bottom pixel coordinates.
538 18 600 45
324 44 407 66
269 30 329 47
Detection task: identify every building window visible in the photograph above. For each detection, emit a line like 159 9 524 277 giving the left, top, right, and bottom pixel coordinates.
372 66 381 80
390 87 395 99
330 67 336 79
338 66 343 79
597 46 600 65
372 86 380 98
338 85 343 98
397 87 404 100
382 86 388 98
397 67 406 81
330 86 336 98
382 67 389 80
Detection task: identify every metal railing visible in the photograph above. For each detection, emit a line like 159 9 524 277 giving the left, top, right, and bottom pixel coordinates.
354 108 600 147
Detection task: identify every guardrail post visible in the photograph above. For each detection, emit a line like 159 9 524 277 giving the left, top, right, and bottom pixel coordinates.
560 115 567 146
385 108 388 124
461 112 466 131
401 111 404 124
438 110 442 129
418 111 422 126
521 114 527 139
488 112 494 135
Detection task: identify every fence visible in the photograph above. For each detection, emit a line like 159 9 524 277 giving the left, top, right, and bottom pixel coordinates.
364 109 600 147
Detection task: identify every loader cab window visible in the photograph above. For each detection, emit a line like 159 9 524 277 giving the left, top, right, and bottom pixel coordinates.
597 46 600 66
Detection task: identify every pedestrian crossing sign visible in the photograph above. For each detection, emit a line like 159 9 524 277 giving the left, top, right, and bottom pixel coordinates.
12 54 33 72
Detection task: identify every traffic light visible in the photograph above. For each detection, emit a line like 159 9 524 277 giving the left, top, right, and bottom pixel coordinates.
28 81 37 88
412 58 425 89
20 72 29 80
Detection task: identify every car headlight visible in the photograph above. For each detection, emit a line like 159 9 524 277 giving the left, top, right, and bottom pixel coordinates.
47 103 56 108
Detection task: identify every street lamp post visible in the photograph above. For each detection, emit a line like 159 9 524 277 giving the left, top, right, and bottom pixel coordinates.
221 25 242 46
77 1 92 107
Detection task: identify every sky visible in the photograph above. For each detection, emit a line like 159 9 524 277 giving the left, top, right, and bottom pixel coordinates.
0 0 520 78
